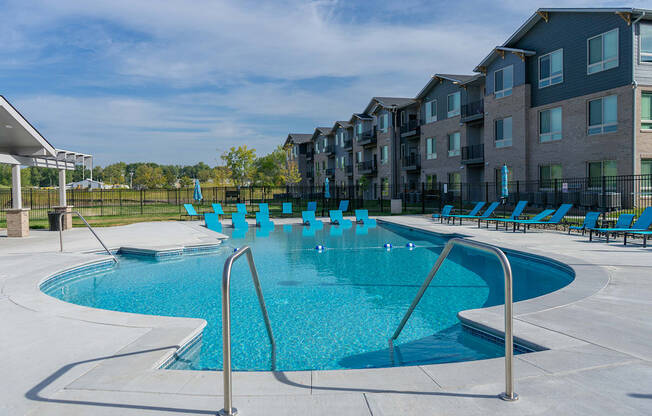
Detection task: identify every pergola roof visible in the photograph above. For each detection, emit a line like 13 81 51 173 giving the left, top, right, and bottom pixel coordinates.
0 95 89 170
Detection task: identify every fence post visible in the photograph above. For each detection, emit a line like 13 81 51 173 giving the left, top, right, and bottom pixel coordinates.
100 188 104 216
554 178 559 206
601 175 606 217
421 182 425 214
516 180 520 202
140 189 144 215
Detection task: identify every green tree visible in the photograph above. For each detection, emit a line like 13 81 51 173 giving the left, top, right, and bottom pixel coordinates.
220 146 256 186
103 163 127 184
179 176 193 188
280 161 302 185
133 165 165 189
252 146 285 186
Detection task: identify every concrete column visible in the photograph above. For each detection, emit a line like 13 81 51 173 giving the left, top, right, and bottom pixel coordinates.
59 169 67 206
7 163 29 237
11 164 21 209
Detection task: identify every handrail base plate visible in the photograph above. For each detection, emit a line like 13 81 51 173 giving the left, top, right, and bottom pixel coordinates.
499 392 519 402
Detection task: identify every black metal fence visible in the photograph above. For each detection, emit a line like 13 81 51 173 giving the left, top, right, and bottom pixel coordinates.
2 174 652 224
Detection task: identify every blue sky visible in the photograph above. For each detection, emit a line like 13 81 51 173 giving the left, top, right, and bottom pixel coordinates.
0 0 648 166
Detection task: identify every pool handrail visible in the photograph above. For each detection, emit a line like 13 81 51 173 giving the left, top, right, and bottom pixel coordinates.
58 211 118 263
220 246 276 416
389 238 517 402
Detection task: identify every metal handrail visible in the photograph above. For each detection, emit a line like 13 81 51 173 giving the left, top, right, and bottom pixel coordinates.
389 237 518 401
220 246 275 416
58 211 118 263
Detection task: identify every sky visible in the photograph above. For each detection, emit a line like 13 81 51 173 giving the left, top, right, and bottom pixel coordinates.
0 0 649 166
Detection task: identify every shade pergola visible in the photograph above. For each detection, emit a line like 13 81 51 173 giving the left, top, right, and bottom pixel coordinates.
0 95 91 237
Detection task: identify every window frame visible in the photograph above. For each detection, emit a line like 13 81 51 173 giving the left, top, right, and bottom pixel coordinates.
447 92 460 118
538 163 563 190
538 49 564 89
495 116 513 148
641 23 652 63
587 28 619 75
381 145 388 164
494 65 514 98
539 107 563 143
642 92 652 131
588 95 618 135
447 132 461 157
426 137 437 160
425 99 438 123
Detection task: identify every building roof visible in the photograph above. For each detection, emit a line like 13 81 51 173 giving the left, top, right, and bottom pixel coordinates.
363 97 416 114
311 127 333 140
349 113 373 122
474 8 652 73
0 95 90 170
332 120 352 130
284 133 312 147
415 74 476 100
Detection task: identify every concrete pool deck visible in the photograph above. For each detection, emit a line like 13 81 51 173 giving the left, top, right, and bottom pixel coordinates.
1 216 651 415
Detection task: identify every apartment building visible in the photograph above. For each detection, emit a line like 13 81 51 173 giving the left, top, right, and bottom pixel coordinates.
283 133 313 186
311 127 333 185
331 121 354 188
284 7 652 198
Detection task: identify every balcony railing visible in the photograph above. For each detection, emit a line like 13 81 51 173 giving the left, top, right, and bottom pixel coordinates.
461 99 484 121
323 145 335 155
402 153 421 171
356 160 377 174
343 140 353 150
400 120 420 137
325 168 334 177
306 170 314 178
305 150 313 160
356 128 377 146
461 144 484 164
345 165 353 175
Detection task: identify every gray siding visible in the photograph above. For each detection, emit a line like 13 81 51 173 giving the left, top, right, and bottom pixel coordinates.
514 12 632 107
420 79 463 122
634 21 652 85
485 53 526 96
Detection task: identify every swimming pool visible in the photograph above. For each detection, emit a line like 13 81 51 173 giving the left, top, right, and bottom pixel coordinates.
42 222 574 371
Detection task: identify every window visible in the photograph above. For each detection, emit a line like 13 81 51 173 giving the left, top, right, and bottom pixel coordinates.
539 49 563 88
426 137 436 159
356 151 362 163
356 123 362 136
539 164 562 189
425 175 437 190
588 95 618 135
642 93 652 130
381 178 389 197
447 92 460 117
381 145 388 164
539 107 562 142
448 132 460 156
323 137 327 150
400 111 405 125
642 160 652 176
494 65 513 98
588 29 618 74
425 99 438 123
448 172 461 191
321 161 326 171
495 117 513 148
588 160 617 188
378 114 389 133
642 24 652 62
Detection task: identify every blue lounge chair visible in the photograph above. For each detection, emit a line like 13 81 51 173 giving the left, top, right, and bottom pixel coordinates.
302 210 323 228
569 212 600 236
511 204 573 233
460 201 500 227
307 201 317 212
624 230 652 247
204 213 222 233
258 203 269 215
432 205 453 223
590 208 652 243
482 201 528 229
236 203 248 215
255 211 274 228
338 200 349 212
182 204 202 220
588 213 634 242
447 202 485 225
211 203 225 217
493 209 554 232
282 202 293 215
329 210 352 227
231 212 248 228
355 209 376 226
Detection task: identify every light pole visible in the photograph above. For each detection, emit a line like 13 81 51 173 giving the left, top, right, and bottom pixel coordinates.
129 171 134 189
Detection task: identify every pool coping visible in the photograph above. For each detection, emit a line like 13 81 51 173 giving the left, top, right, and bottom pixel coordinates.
2 216 626 410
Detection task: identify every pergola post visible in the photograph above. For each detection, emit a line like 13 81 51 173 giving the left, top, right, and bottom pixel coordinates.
6 164 30 237
54 168 73 231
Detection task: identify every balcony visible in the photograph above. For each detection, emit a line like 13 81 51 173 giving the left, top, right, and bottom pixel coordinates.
400 120 420 138
356 128 377 147
345 165 353 176
343 140 353 150
306 170 314 178
323 145 335 156
461 144 484 165
325 168 334 177
305 150 314 160
356 160 377 175
461 99 484 122
402 153 421 171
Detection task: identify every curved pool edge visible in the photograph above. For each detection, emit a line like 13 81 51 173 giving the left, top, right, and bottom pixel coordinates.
2 216 615 402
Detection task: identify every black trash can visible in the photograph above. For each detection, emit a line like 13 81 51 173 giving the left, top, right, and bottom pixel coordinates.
48 212 61 231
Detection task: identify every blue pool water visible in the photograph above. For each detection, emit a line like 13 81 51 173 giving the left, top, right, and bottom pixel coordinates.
42 223 574 371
